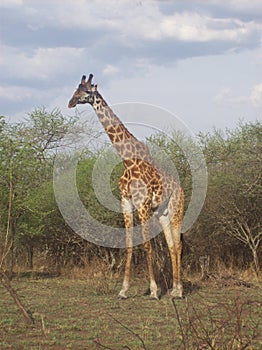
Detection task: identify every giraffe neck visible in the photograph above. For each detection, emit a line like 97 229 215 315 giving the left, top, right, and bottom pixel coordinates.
91 91 152 165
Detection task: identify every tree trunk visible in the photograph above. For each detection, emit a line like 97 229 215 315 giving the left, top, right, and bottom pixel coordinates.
0 268 34 324
27 244 34 270
252 248 260 276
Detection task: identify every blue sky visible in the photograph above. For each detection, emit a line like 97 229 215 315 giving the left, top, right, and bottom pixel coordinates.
0 0 261 133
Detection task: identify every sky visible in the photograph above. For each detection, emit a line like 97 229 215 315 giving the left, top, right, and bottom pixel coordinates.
0 0 261 134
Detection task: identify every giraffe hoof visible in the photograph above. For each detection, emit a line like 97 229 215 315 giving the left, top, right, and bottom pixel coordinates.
118 293 128 300
170 289 183 299
150 292 159 300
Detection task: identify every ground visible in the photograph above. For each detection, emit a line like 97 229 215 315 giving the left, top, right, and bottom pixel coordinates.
0 274 261 349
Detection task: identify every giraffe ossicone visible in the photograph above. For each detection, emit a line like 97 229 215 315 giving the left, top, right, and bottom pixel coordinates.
67 73 185 299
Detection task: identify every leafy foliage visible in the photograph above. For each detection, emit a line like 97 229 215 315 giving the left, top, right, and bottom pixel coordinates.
0 109 261 274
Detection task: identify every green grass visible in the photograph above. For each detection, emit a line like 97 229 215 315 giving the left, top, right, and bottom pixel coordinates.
0 275 261 349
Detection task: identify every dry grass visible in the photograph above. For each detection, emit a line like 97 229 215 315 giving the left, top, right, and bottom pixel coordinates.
0 271 261 350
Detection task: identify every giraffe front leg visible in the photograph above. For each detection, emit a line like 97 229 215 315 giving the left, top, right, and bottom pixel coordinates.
118 198 133 299
138 208 158 300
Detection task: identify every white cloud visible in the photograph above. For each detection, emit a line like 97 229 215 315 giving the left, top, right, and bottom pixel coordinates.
12 1 261 45
103 64 120 76
159 13 253 42
0 84 72 122
214 87 233 103
214 86 248 105
0 0 261 130
214 83 262 107
250 83 262 107
0 45 85 81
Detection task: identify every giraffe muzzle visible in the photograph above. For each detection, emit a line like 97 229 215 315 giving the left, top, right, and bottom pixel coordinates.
68 98 77 108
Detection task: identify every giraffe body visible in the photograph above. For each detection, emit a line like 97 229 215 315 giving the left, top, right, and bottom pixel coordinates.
68 74 184 299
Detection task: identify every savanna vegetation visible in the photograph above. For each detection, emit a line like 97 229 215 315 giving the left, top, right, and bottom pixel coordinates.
0 108 261 277
0 108 261 349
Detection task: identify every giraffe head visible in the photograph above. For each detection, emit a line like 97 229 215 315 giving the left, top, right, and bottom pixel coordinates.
68 74 97 108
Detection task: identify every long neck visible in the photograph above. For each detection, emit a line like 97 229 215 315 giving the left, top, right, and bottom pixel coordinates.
91 91 152 164
92 91 134 144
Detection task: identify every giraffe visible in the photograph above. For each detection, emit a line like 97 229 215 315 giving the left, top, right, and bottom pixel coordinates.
68 74 184 299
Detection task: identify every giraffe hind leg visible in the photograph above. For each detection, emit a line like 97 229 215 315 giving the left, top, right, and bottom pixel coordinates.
170 223 183 298
159 211 183 299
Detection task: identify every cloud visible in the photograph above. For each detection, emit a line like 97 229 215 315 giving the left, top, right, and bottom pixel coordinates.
214 83 262 107
250 83 262 107
0 1 261 85
159 13 255 43
214 87 233 103
102 64 120 76
0 45 85 82
48 2 261 46
0 0 261 130
0 83 72 120
1 1 261 47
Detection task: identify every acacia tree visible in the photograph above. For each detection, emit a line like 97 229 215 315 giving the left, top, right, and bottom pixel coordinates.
0 109 79 270
201 122 262 273
0 117 33 323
